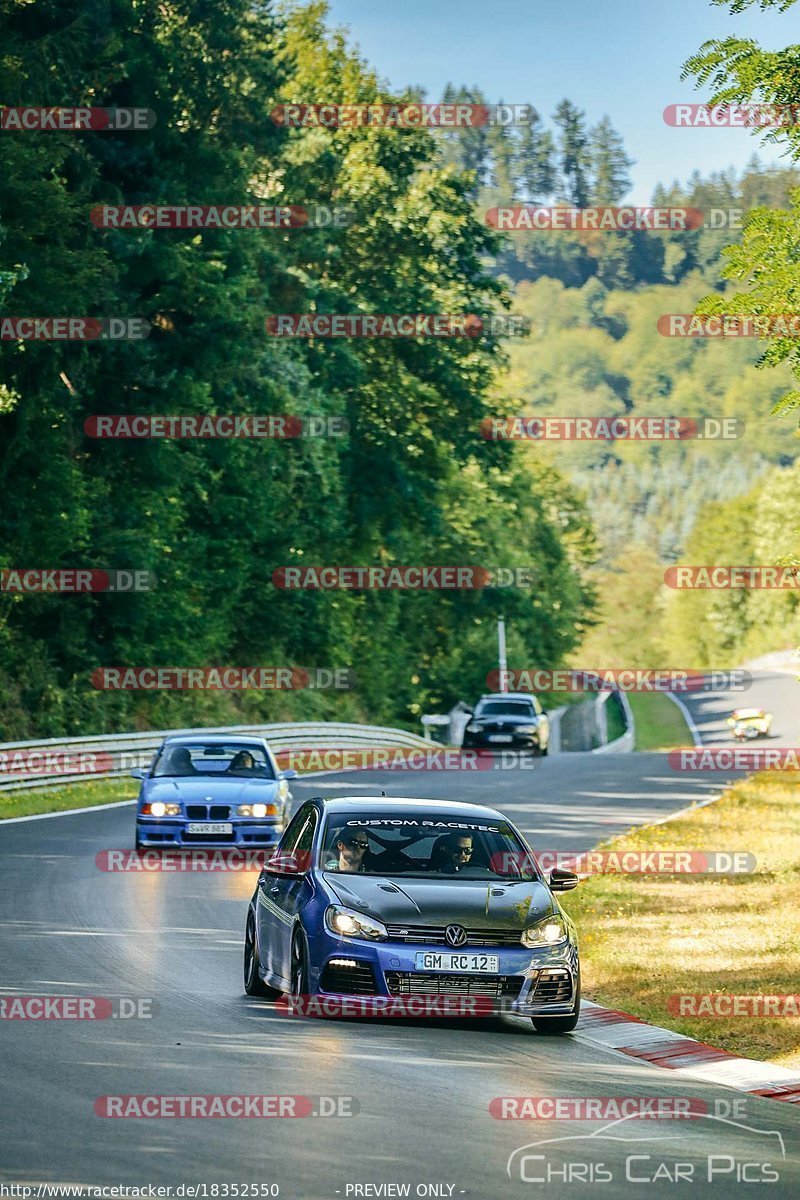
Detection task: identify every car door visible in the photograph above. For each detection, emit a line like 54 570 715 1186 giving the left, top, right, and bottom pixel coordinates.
257 804 318 986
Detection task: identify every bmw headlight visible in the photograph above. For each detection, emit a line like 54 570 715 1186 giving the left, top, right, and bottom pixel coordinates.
466 722 483 733
325 905 388 941
144 802 180 817
237 803 278 818
521 914 567 947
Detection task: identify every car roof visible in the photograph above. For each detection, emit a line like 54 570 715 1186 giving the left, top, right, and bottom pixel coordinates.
308 796 507 822
161 733 268 747
477 692 537 702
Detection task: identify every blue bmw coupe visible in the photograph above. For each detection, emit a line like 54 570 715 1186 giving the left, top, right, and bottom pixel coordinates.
244 795 581 1032
133 734 296 850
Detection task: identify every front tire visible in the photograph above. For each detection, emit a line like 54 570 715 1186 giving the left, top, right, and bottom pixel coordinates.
290 929 309 1000
531 977 580 1034
244 909 280 998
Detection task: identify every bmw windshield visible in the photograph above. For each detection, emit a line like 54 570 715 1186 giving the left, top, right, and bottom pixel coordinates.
152 742 275 779
320 813 540 880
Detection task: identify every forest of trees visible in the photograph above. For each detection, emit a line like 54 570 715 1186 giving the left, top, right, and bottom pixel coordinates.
0 0 598 739
3 0 800 738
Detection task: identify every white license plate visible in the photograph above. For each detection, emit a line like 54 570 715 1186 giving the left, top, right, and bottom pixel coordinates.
414 952 499 973
186 822 233 835
488 734 513 743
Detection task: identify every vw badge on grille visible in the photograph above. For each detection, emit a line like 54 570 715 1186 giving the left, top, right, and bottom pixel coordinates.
445 924 467 947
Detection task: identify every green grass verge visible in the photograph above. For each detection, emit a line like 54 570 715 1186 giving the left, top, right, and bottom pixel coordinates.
559 772 800 1067
628 691 694 751
0 778 136 820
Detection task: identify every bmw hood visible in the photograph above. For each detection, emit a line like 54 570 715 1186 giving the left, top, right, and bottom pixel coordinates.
323 874 556 929
143 777 278 804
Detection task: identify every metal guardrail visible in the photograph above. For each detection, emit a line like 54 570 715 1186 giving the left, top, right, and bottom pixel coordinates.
591 690 635 754
0 721 433 794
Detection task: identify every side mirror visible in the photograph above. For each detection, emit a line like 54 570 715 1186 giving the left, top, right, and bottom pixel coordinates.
549 867 579 892
280 769 298 781
130 767 145 780
264 852 305 878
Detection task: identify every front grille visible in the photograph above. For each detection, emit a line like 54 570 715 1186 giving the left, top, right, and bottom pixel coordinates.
385 925 522 947
385 972 521 998
529 968 572 1003
320 961 377 995
184 804 231 820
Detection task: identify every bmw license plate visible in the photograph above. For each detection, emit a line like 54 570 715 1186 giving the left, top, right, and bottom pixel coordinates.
488 734 512 743
415 952 499 973
186 822 233 835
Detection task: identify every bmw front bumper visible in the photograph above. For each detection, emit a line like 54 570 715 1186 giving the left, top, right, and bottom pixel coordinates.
135 818 284 849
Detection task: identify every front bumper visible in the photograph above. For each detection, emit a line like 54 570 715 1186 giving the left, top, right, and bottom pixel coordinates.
135 818 283 848
462 731 545 750
305 932 579 1017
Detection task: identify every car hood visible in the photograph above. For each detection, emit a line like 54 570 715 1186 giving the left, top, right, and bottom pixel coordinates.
323 873 555 929
143 777 278 804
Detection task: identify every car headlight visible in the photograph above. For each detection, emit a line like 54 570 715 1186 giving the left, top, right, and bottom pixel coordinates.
325 905 388 941
466 722 483 733
143 802 180 817
237 803 278 818
521 915 567 947
515 725 539 735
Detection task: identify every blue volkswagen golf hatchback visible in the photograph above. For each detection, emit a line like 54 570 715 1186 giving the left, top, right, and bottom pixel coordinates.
244 795 581 1032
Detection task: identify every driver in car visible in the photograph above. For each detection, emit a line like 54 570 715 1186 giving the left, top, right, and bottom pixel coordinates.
228 750 256 774
324 830 370 872
168 747 196 776
431 833 474 873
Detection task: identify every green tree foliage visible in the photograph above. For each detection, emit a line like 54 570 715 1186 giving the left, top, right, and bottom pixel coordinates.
684 0 800 413
0 0 596 737
588 116 633 205
553 99 591 207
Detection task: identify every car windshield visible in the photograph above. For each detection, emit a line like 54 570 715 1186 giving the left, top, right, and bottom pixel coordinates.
152 742 275 779
477 700 536 717
319 813 540 881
